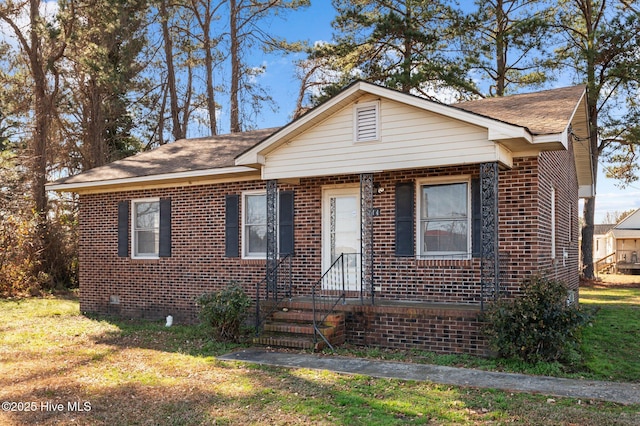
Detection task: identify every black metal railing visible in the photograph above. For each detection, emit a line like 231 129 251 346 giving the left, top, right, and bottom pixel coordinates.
255 253 292 335
312 253 361 350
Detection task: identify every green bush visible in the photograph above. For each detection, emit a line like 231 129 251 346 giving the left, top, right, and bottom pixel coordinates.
196 282 252 342
481 275 589 364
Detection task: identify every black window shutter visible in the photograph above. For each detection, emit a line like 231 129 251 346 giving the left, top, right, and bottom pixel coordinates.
471 178 481 258
159 198 172 257
395 182 414 256
117 201 129 257
225 194 240 257
279 191 295 256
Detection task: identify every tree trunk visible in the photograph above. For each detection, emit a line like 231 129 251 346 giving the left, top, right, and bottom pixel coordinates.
495 0 506 96
29 0 50 220
86 78 107 169
229 0 240 133
160 0 184 140
203 15 217 135
579 0 598 280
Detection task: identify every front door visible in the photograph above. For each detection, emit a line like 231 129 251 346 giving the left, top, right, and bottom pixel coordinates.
322 187 361 291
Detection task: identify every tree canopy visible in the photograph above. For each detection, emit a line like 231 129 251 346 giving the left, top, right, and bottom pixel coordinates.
1 0 639 291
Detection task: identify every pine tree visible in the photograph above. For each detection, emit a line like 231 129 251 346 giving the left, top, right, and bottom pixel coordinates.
299 0 479 109
555 0 640 278
462 0 555 96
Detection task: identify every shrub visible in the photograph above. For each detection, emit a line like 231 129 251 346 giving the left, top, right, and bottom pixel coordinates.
196 282 252 342
0 214 40 296
481 275 589 364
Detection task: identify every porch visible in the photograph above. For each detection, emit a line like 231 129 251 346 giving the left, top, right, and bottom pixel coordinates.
254 164 500 354
254 296 486 355
253 251 490 355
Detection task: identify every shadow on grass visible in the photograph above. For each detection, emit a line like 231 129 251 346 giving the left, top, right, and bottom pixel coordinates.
4 358 639 426
87 313 248 358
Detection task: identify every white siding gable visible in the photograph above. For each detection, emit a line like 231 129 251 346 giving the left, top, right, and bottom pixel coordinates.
261 96 510 180
616 209 640 229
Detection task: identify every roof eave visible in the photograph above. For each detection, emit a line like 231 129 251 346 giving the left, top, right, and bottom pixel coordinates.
46 166 259 193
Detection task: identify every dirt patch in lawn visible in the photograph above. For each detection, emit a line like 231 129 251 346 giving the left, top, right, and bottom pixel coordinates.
581 273 640 289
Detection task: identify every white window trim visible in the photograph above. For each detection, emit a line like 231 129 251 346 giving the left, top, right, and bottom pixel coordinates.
131 197 160 259
353 100 380 143
241 190 279 259
415 176 472 260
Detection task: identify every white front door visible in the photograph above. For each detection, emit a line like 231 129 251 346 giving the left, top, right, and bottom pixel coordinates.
322 187 361 291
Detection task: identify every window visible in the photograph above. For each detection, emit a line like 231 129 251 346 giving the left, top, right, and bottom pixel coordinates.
418 181 470 258
227 191 294 259
353 101 380 142
132 199 160 258
243 192 268 257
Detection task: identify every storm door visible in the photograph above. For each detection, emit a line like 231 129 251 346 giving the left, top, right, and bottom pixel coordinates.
322 187 361 291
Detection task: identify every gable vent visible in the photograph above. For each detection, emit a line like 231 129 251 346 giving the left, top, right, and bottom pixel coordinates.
354 101 380 142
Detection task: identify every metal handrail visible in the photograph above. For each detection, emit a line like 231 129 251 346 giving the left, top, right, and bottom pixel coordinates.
255 253 292 335
312 253 360 351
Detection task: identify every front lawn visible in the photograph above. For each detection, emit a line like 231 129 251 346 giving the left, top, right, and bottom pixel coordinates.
0 295 638 425
0 298 640 425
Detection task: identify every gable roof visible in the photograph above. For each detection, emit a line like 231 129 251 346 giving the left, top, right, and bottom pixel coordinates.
47 128 277 193
614 208 640 230
48 81 593 196
235 81 592 194
236 82 582 167
608 209 640 238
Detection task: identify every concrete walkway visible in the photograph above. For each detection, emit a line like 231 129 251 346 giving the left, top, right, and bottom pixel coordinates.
218 349 640 405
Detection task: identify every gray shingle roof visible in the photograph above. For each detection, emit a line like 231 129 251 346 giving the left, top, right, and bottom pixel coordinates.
51 85 586 187
594 224 615 235
53 128 279 185
454 85 586 135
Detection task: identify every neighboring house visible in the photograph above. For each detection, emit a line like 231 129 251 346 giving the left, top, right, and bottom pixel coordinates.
47 81 593 355
592 224 615 273
610 209 640 274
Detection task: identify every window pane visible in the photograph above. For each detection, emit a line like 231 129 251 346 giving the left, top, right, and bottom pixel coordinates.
136 230 159 255
246 194 266 225
247 225 267 254
135 202 159 229
421 183 467 219
421 220 468 253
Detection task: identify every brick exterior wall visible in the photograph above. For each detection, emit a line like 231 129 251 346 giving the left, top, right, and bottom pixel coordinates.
78 150 579 354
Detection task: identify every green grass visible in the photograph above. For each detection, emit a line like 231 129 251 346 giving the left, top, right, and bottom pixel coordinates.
330 286 640 383
580 287 640 306
579 286 640 382
1 293 639 425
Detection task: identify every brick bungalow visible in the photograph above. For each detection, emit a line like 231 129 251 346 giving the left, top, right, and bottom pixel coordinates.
47 81 593 355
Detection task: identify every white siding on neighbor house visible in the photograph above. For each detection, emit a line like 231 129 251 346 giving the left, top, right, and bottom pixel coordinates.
262 96 508 180
617 209 640 229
